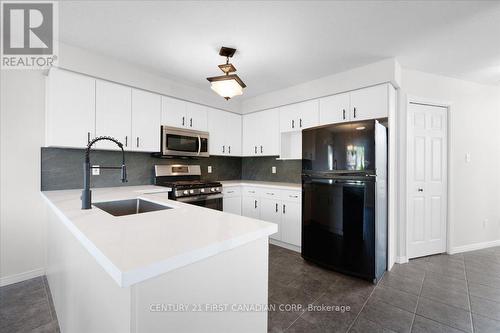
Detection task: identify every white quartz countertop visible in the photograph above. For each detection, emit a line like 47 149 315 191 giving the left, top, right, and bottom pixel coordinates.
41 185 277 288
220 180 301 190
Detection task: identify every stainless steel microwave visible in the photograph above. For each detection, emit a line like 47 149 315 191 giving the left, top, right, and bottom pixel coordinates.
160 126 209 157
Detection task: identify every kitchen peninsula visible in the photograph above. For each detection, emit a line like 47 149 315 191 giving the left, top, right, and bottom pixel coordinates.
42 185 276 333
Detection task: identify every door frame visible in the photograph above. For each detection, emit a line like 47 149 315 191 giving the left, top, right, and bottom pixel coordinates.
405 96 452 260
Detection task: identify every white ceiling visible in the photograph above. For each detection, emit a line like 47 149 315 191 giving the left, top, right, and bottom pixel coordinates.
59 1 500 99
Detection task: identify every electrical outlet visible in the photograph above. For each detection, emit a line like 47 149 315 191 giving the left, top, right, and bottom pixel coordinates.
465 153 471 163
92 165 100 175
208 166 212 173
272 166 276 174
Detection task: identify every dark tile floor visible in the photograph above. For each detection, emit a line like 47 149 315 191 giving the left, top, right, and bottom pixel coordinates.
268 244 500 333
0 276 59 333
1 246 499 333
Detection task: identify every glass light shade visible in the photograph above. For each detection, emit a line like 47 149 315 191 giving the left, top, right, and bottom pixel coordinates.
210 78 243 99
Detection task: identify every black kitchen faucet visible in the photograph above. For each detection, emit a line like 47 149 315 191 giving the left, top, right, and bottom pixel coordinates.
81 136 127 209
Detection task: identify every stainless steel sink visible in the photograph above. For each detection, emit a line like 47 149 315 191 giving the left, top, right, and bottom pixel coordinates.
93 198 172 217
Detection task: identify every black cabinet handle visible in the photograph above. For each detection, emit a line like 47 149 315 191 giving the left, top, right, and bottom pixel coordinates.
223 145 225 153
343 109 346 120
125 136 128 147
275 203 278 212
300 118 302 127
190 118 193 127
228 146 231 154
254 146 257 154
353 107 356 118
418 188 424 192
182 116 185 126
292 119 295 129
254 200 257 209
136 137 139 147
87 132 91 144
260 145 263 154
283 204 286 214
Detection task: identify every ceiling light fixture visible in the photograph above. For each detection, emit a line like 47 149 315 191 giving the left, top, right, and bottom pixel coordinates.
207 47 246 100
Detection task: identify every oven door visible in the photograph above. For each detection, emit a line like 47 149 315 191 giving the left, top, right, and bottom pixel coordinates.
161 126 209 157
176 194 223 211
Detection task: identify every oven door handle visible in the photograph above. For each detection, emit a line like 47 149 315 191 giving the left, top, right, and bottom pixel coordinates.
176 194 223 203
197 135 201 156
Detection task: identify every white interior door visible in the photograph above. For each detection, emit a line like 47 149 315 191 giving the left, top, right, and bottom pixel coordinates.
407 103 447 259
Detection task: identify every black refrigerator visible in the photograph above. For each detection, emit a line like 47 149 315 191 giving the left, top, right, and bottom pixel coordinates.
301 120 387 283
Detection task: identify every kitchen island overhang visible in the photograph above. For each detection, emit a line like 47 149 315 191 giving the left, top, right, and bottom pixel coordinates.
42 185 276 333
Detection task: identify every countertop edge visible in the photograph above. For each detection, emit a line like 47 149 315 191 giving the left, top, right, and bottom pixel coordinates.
220 181 301 190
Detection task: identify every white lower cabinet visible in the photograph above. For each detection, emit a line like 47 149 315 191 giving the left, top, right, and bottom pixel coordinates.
281 201 301 246
224 184 301 248
242 196 260 219
260 198 282 241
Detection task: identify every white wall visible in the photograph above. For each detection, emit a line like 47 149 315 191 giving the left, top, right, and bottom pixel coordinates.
0 70 47 285
398 69 500 258
240 58 401 113
57 43 240 113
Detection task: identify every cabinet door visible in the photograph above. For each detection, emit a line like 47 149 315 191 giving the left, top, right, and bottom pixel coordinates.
207 108 227 155
95 80 132 150
258 109 280 156
131 89 161 152
223 196 242 215
296 99 319 129
349 84 388 121
161 96 187 128
242 112 259 156
186 102 208 131
46 69 95 148
260 198 282 241
281 201 301 247
319 92 350 125
225 111 242 156
242 196 260 219
279 105 299 132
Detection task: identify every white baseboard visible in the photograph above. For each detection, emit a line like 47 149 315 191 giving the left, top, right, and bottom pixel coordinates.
269 239 301 253
0 268 45 287
449 239 500 255
395 256 408 264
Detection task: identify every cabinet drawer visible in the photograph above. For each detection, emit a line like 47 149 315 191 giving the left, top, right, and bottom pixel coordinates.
261 189 281 199
281 190 301 202
223 186 241 198
242 187 261 197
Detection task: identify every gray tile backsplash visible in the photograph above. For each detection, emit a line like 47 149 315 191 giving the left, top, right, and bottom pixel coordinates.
41 148 301 191
241 156 302 183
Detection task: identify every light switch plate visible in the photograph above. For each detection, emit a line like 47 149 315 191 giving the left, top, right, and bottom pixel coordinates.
208 166 212 173
272 166 276 174
92 165 100 175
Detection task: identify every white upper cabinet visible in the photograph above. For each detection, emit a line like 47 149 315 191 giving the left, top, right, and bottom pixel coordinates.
279 100 319 132
95 80 132 150
243 109 279 156
349 84 389 121
319 84 389 125
185 103 208 131
319 92 350 125
208 108 241 156
131 89 161 152
161 97 208 131
46 68 96 148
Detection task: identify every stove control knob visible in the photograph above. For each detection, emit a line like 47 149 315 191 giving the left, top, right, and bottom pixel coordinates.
189 189 195 194
200 189 205 193
210 188 216 192
215 187 220 192
183 190 189 195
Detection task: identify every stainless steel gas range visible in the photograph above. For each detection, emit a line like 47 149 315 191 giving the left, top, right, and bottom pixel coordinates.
154 164 222 211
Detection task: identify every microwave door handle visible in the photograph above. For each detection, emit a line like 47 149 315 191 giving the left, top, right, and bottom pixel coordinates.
197 135 201 156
